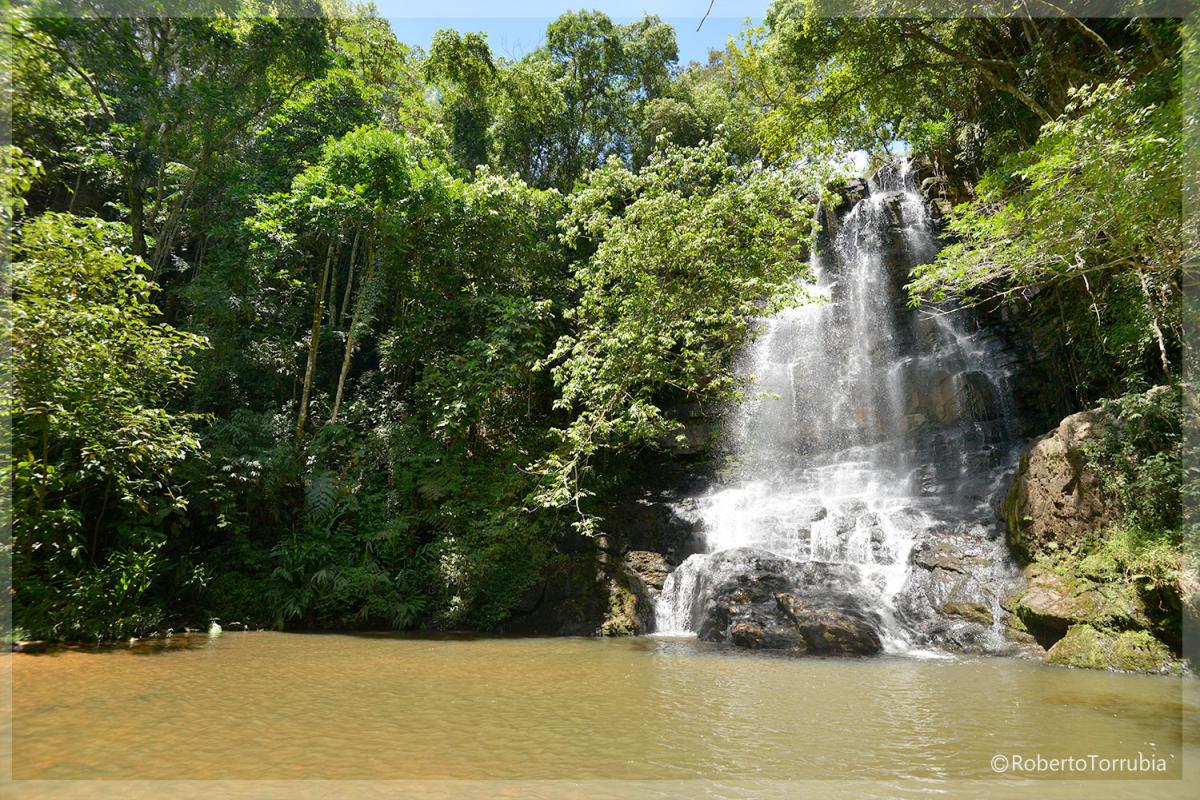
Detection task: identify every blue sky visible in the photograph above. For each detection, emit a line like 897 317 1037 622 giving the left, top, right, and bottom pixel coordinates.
372 1 770 64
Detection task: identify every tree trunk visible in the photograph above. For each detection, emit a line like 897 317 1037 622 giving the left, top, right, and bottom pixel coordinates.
338 228 361 329
331 230 376 424
67 171 82 213
193 235 207 278
89 476 113 567
295 240 336 446
150 158 205 279
1140 271 1174 380
327 253 340 327
128 167 146 257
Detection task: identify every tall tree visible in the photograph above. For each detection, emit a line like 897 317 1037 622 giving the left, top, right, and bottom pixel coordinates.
425 29 498 171
16 2 332 269
12 212 207 639
489 11 679 190
739 0 1168 166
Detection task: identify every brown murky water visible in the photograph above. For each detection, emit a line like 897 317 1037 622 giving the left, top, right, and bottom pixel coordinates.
4 632 1198 797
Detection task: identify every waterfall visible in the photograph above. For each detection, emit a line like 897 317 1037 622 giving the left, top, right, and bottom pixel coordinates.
654 159 1022 654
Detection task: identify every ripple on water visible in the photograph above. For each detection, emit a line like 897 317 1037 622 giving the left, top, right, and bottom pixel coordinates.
9 632 1195 790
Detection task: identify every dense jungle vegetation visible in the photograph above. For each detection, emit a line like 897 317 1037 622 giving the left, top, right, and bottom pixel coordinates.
4 1 1185 640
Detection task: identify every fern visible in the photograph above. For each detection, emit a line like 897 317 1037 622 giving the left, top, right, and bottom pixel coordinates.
304 471 337 518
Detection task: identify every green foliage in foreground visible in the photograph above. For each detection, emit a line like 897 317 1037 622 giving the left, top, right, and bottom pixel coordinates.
11 213 208 639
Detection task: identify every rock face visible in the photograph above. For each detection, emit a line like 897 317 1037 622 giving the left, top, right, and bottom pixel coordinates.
1004 406 1115 561
502 542 623 637
896 526 1024 654
690 549 884 655
623 550 669 592
1000 389 1187 673
503 488 704 636
604 490 706 567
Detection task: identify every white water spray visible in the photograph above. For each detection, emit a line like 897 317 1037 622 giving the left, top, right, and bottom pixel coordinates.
655 160 1021 653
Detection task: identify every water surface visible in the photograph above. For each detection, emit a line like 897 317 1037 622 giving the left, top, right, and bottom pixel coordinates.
6 632 1197 797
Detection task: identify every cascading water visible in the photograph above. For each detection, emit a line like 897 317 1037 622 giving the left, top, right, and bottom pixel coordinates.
654 159 1024 654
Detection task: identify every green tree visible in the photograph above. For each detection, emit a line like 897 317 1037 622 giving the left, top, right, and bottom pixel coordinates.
909 75 1181 400
636 53 763 165
16 2 332 270
247 125 424 441
426 29 498 171
327 1 439 141
536 140 825 529
488 51 570 188
741 1 1171 166
11 212 208 639
490 11 679 190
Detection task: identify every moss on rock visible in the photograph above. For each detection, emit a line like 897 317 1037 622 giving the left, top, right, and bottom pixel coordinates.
939 601 994 626
1045 624 1177 674
1006 407 1115 563
598 578 641 636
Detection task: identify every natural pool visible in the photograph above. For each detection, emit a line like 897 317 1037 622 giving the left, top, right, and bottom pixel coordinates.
4 632 1197 798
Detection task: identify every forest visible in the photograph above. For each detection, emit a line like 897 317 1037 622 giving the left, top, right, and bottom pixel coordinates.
5 1 1186 643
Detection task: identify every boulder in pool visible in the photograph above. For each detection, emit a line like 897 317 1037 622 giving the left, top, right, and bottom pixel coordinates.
1045 624 1179 674
691 548 884 656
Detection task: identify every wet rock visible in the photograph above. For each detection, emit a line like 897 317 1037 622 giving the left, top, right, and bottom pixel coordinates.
1045 624 1179 674
910 539 990 574
930 372 960 424
866 517 894 565
1004 405 1116 561
623 550 669 592
692 548 884 656
11 640 49 654
896 524 1025 654
836 178 869 211
939 602 994 626
730 622 766 647
775 593 882 655
958 371 1002 422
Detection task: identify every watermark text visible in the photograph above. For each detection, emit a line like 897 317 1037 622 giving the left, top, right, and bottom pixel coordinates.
991 752 1173 775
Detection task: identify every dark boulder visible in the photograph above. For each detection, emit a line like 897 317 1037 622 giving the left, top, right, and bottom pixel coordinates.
690 548 884 656
774 592 882 655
